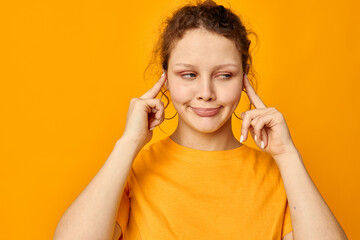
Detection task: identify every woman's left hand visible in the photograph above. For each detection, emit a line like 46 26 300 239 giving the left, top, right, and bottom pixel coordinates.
240 74 297 159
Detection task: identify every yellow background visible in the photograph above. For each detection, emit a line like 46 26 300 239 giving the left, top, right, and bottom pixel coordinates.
1 0 359 239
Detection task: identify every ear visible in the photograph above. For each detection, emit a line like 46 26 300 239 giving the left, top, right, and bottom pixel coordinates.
162 68 169 90
165 76 169 89
242 73 246 90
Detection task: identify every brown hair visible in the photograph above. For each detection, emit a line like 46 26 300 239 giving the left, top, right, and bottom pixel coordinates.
144 0 258 119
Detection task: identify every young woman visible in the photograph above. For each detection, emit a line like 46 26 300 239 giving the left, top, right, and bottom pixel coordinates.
54 1 348 239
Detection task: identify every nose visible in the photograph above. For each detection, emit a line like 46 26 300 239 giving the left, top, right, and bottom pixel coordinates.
196 77 216 101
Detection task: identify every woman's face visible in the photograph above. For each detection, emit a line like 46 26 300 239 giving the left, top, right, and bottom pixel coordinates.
166 28 244 134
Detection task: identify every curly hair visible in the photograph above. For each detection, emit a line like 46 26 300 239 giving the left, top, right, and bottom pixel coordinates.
143 0 258 122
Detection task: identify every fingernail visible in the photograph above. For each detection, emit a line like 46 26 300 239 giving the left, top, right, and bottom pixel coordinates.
261 140 265 149
150 127 155 131
161 72 165 77
240 135 243 143
254 135 257 142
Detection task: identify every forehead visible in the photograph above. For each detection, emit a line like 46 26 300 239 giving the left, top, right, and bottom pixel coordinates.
169 29 241 67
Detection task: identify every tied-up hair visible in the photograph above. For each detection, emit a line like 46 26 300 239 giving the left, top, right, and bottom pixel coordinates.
143 0 259 130
145 0 258 92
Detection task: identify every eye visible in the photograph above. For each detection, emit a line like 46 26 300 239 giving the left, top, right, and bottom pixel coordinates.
182 73 197 79
218 74 232 79
181 73 232 79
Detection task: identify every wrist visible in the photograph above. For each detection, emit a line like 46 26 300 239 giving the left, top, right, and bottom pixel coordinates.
116 136 142 155
273 146 302 170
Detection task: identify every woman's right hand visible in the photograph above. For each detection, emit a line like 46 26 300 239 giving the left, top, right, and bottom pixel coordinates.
121 71 167 150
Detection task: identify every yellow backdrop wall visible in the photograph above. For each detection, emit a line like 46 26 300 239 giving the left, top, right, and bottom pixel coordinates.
0 0 358 239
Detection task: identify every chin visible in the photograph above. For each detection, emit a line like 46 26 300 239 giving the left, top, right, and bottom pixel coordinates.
187 117 228 134
195 128 220 134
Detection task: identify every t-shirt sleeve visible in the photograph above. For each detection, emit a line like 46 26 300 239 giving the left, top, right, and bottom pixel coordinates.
281 199 293 239
116 177 130 238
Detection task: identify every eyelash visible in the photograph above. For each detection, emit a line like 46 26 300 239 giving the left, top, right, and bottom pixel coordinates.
182 73 232 79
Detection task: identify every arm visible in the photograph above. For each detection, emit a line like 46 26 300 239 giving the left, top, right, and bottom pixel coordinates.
238 74 347 240
274 148 348 240
54 137 141 240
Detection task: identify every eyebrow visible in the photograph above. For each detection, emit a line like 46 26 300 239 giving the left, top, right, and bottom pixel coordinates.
174 63 239 68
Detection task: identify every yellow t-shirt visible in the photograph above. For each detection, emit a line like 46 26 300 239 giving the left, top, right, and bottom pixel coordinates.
116 136 292 239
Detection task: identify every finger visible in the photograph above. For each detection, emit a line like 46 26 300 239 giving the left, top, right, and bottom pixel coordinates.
139 98 164 129
250 117 261 142
248 127 255 143
252 126 267 150
261 128 267 149
240 108 272 142
249 119 268 148
243 74 267 109
253 114 274 148
140 72 167 99
250 110 273 143
147 100 165 129
149 107 164 129
151 100 165 127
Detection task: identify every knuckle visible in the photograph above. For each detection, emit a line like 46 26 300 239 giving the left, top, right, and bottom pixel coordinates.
250 119 254 126
273 109 281 116
130 98 138 104
242 111 248 119
250 117 257 125
278 112 284 119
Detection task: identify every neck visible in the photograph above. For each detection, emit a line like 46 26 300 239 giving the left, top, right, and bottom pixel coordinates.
170 117 242 151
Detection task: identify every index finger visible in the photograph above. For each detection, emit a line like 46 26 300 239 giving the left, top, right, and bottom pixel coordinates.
140 72 167 99
243 74 267 109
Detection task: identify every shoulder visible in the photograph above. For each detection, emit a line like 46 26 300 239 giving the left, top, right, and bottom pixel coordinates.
246 146 278 167
245 146 282 180
132 138 167 164
142 137 168 152
245 146 289 202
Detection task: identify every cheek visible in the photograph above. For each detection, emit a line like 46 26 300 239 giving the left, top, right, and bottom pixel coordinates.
170 85 191 103
219 82 242 104
168 79 193 103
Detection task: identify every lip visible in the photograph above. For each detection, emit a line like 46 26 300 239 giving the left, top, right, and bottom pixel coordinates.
190 106 222 117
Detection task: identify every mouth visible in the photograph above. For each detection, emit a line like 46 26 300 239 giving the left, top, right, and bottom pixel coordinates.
190 106 222 117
